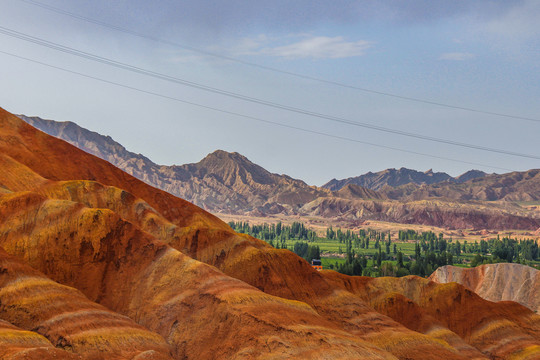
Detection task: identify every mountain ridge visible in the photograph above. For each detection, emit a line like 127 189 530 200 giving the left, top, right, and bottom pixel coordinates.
20 114 326 213
18 114 540 231
323 167 488 191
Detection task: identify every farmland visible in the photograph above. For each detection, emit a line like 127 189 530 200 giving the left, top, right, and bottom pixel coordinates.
229 221 540 277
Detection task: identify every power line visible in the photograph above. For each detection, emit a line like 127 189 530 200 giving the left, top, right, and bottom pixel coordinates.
0 49 516 173
0 26 539 161
14 0 540 124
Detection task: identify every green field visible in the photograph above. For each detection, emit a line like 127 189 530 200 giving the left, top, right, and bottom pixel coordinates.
279 237 540 272
228 221 540 275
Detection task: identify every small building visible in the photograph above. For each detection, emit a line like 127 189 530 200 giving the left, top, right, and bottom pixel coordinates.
311 259 322 271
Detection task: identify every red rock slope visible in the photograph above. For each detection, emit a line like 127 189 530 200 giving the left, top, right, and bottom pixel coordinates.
1 107 399 359
0 319 78 360
0 247 172 360
430 263 540 313
1 106 540 359
323 271 540 359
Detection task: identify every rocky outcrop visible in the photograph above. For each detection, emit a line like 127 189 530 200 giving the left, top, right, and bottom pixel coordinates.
429 263 540 313
0 319 78 360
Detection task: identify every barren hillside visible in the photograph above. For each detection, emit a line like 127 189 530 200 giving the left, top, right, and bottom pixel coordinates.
430 263 540 313
2 107 539 359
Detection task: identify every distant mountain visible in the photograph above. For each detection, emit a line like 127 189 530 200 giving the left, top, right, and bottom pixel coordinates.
19 115 327 214
323 168 486 192
19 115 161 183
384 169 540 202
19 114 540 230
161 150 328 214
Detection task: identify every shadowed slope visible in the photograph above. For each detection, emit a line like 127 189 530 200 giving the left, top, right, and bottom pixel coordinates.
0 247 172 360
322 271 540 359
0 190 398 359
15 179 484 358
334 183 385 200
430 263 540 313
0 319 79 360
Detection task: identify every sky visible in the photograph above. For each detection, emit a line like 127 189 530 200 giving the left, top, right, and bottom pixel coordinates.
1 0 539 185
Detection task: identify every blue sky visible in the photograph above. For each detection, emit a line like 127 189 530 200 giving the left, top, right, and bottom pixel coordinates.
1 0 539 185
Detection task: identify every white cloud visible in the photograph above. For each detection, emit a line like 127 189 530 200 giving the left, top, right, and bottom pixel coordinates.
439 52 475 61
236 35 372 59
233 35 271 54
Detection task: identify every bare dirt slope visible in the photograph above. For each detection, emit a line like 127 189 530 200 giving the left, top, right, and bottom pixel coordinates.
2 107 540 359
430 263 540 313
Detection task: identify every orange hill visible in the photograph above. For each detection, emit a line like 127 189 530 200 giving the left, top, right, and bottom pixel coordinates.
323 271 540 359
1 106 540 359
0 247 172 360
0 319 78 360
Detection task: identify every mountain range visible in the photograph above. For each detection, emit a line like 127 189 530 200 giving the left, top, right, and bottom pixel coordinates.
323 168 487 191
19 114 540 231
3 106 540 359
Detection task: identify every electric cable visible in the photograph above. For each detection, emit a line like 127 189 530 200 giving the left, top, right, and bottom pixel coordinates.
0 49 517 173
0 26 538 161
13 0 540 124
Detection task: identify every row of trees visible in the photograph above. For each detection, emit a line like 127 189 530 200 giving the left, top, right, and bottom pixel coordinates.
229 221 539 277
334 235 538 278
228 221 316 241
292 242 321 262
231 221 410 251
395 230 539 263
333 243 455 277
466 237 538 265
398 229 443 242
